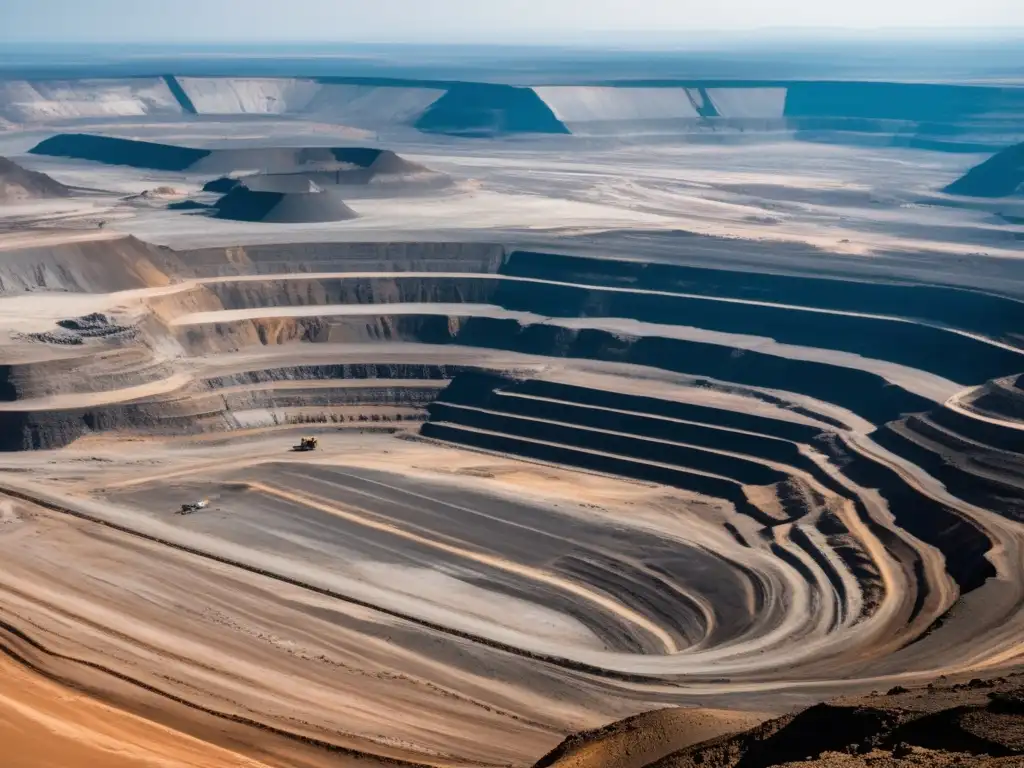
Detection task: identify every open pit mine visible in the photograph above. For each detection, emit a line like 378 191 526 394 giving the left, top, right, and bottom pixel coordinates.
1 73 1024 768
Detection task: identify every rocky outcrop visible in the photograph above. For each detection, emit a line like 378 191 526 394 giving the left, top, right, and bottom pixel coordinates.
533 677 1024 768
0 156 71 201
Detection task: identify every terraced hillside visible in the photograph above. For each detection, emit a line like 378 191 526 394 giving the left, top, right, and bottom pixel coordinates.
1 234 1022 685
2 67 1024 768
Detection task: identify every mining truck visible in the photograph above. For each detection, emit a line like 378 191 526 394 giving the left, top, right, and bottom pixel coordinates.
179 499 209 514
293 436 318 452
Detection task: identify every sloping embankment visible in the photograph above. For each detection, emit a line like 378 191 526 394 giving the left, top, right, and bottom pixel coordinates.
5 76 1023 147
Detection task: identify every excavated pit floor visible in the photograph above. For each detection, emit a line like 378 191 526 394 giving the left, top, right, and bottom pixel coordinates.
2 103 1024 768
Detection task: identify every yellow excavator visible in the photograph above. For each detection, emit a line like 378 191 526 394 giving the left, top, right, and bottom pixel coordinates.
293 436 318 452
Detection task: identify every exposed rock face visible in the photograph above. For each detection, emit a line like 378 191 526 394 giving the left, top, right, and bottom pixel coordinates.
0 156 71 201
0 77 184 122
0 235 177 293
534 678 1024 768
6 77 1024 147
2 235 1023 768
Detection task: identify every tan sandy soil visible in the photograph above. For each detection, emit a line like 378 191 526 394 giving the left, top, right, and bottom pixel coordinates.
0 228 121 251
0 491 579 766
5 435 725 766
0 649 268 768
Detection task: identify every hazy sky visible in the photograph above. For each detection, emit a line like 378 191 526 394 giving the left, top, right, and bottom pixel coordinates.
1 0 1021 43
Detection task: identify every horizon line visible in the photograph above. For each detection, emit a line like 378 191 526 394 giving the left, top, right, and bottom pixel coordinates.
3 27 1024 47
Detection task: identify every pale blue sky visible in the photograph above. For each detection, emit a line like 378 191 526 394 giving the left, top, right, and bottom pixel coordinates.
1 0 1020 43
